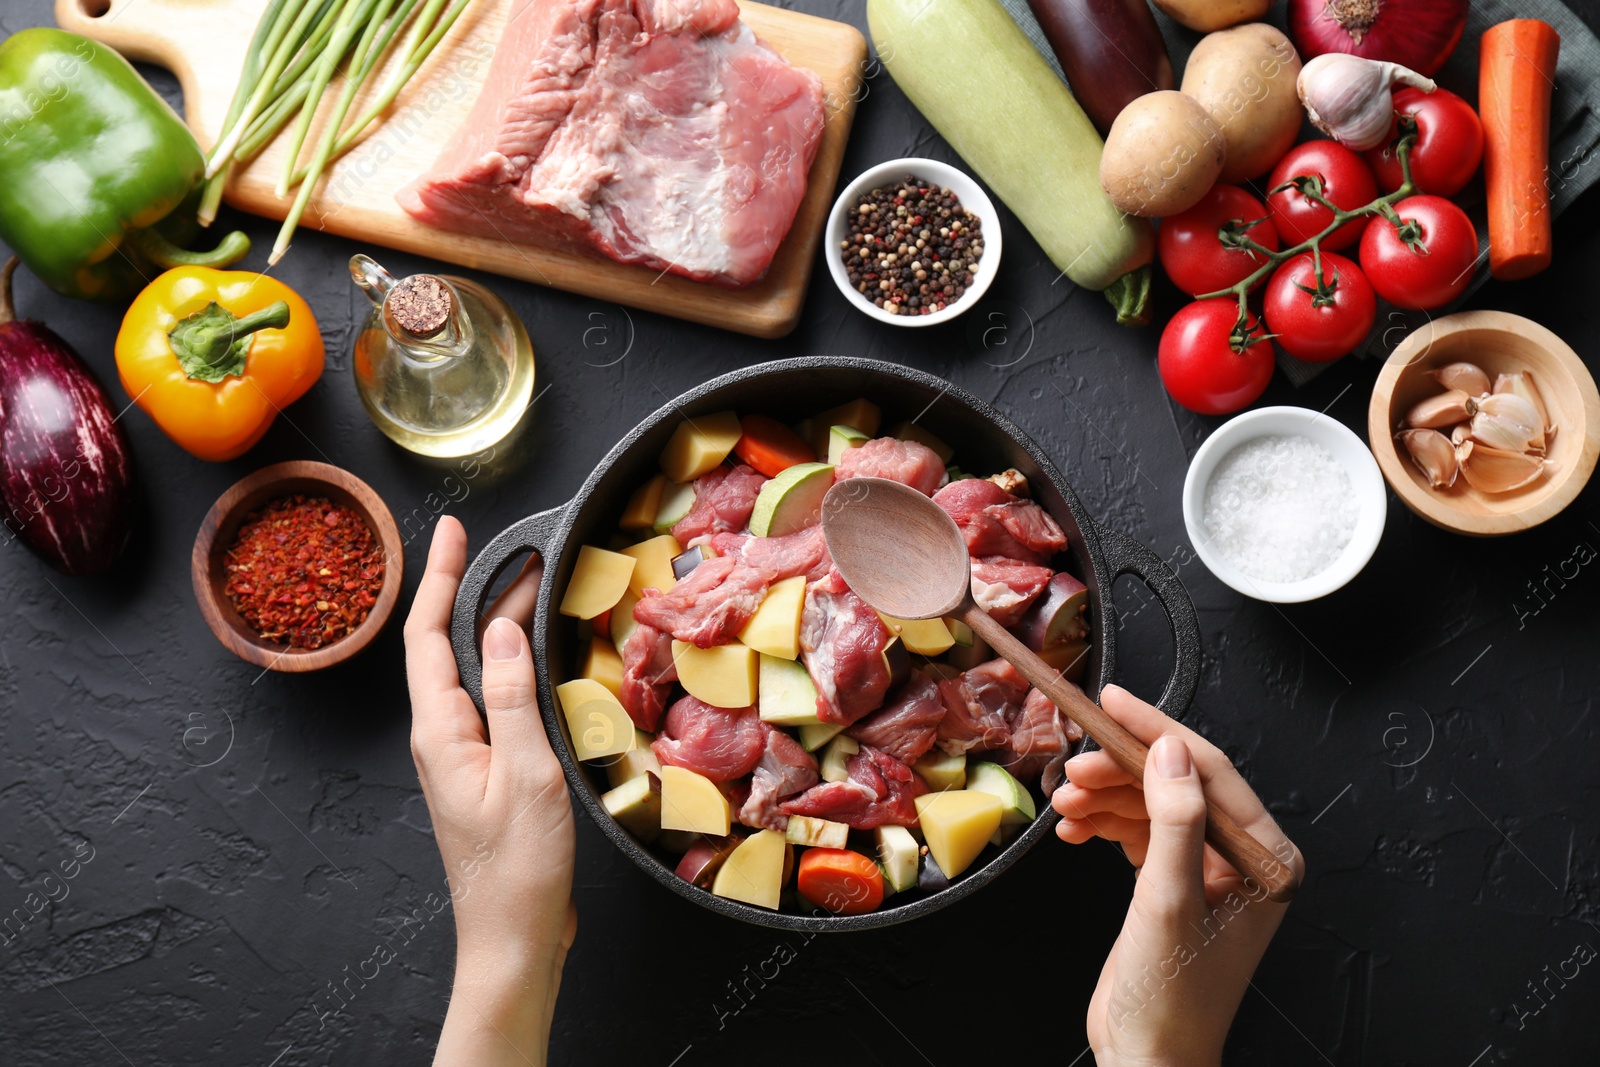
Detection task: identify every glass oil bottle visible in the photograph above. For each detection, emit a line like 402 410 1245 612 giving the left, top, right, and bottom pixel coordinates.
349 254 535 459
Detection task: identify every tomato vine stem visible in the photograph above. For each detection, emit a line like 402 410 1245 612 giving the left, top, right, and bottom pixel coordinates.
1197 127 1419 352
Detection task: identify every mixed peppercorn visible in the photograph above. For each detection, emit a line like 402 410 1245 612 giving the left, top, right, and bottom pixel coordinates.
223 495 385 649
841 176 984 316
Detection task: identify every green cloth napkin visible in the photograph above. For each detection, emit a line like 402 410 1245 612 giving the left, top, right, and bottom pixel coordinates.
999 0 1600 383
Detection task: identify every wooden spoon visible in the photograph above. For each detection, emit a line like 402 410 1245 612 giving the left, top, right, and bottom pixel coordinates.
820 478 1297 903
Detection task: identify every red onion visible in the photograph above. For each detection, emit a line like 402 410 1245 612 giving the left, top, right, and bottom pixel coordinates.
1288 0 1468 78
0 258 135 575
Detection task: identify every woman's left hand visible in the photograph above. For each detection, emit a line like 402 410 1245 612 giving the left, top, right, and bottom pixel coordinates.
406 516 576 1066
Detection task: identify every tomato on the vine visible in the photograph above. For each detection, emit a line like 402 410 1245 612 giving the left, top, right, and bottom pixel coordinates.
1359 195 1478 311
1263 252 1376 363
1158 299 1274 415
1364 87 1484 198
1157 185 1280 297
1266 140 1379 251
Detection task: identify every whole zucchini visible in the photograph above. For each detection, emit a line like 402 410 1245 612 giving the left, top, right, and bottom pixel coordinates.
868 0 1154 323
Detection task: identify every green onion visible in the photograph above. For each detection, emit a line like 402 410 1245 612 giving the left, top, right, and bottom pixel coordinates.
201 0 477 262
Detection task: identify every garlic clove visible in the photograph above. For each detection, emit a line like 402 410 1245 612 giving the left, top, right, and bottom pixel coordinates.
1297 54 1437 152
1450 421 1471 447
1459 443 1546 494
1493 371 1554 437
1397 428 1459 488
1405 389 1475 429
1433 361 1491 397
1471 391 1544 453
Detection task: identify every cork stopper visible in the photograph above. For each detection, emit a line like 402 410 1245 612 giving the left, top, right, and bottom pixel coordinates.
385 275 453 337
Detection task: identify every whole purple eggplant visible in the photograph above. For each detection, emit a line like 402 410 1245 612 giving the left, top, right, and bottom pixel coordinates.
1027 0 1174 137
0 258 134 574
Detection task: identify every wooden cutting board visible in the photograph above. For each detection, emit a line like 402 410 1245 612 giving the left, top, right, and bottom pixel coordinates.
55 0 866 338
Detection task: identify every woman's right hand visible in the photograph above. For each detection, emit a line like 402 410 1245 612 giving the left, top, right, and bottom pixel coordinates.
1053 685 1304 1067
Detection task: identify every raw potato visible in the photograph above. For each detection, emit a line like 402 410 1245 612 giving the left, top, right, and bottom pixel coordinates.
554 679 634 761
672 640 758 708
1181 24 1304 184
1152 0 1270 32
1099 91 1226 217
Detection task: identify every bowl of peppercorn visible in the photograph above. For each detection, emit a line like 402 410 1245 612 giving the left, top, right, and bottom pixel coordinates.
191 461 404 672
827 157 1000 327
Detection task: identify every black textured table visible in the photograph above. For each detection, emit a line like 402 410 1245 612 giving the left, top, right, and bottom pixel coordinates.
4 1 1599 1063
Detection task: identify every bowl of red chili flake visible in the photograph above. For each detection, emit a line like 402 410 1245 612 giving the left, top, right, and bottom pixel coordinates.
192 462 403 671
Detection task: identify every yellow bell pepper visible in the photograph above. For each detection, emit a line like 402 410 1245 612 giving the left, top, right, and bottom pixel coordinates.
115 267 324 461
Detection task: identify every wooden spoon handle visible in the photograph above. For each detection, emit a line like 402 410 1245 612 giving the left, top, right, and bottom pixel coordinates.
961 607 1298 903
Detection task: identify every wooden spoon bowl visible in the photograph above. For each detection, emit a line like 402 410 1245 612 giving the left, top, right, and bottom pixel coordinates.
1370 311 1600 536
191 461 404 672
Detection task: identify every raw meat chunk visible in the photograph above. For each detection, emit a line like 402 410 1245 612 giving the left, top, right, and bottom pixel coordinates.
996 688 1081 792
633 555 773 647
970 556 1053 628
847 671 945 765
934 479 1067 565
780 744 927 829
672 464 767 544
736 725 820 831
799 570 895 725
652 695 766 781
398 0 826 287
936 657 1030 755
836 437 946 496
619 618 677 731
709 525 832 582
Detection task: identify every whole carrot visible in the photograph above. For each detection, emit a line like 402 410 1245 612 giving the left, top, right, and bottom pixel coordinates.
1480 19 1561 281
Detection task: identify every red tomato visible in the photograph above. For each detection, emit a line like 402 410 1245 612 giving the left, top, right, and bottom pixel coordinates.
1266 141 1379 251
1157 185 1280 297
1359 195 1479 311
1263 252 1376 363
1364 87 1484 198
1158 300 1274 415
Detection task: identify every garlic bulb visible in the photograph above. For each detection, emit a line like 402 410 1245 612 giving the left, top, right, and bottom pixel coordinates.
1297 54 1437 151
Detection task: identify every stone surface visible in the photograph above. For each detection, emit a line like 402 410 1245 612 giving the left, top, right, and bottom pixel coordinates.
3 0 1600 1063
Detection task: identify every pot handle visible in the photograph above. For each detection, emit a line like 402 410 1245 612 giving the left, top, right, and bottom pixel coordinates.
1095 524 1202 718
450 504 568 710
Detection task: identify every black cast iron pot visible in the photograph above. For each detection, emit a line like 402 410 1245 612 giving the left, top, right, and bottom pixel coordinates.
451 357 1201 931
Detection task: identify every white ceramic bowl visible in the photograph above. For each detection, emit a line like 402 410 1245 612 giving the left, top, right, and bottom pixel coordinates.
825 157 1001 327
1182 407 1387 603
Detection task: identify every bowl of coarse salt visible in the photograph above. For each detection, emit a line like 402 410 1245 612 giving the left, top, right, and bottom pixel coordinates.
1182 407 1387 603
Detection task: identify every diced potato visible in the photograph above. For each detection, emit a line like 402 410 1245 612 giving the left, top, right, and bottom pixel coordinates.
673 640 758 709
785 815 849 849
739 575 807 659
807 398 881 455
712 829 788 910
619 534 681 597
913 749 967 791
609 589 641 651
555 679 633 761
559 545 636 620
605 730 662 789
601 772 662 843
893 420 955 463
757 653 822 726
660 766 731 836
621 474 668 531
581 636 625 697
661 411 742 482
876 613 955 655
914 790 1004 878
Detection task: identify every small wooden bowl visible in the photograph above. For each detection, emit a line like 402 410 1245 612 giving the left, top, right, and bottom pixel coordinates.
191 461 404 671
1369 311 1600 536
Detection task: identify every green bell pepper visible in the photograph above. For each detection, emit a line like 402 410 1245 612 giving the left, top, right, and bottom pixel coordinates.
0 28 249 301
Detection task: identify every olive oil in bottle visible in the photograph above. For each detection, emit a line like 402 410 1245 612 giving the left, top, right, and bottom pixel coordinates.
349 254 535 458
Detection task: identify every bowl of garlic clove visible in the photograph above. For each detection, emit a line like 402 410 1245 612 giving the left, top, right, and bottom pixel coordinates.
1369 310 1600 536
